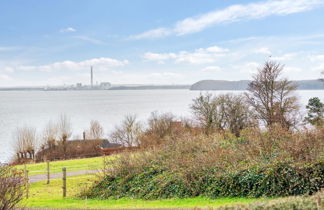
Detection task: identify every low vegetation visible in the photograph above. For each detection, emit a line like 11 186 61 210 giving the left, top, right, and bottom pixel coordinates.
84 126 324 199
24 174 261 209
0 165 25 210
18 159 323 209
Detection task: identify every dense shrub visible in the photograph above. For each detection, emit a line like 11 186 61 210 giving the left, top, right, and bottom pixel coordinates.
0 165 25 210
84 160 323 199
204 161 323 198
83 126 324 200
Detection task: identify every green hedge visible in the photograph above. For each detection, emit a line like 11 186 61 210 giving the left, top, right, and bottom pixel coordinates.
84 161 324 199
204 161 323 198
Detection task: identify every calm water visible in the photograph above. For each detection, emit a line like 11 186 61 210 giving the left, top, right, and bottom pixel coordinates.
0 89 323 162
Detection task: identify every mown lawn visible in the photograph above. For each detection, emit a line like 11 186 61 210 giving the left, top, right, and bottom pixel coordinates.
22 175 263 209
15 156 114 175
25 197 261 209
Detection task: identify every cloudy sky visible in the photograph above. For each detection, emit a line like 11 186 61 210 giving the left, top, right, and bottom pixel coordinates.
1 0 324 86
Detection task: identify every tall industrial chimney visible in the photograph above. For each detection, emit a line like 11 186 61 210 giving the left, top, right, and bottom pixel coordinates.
90 66 93 88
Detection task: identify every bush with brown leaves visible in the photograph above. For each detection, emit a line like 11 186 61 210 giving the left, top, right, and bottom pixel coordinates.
0 165 25 210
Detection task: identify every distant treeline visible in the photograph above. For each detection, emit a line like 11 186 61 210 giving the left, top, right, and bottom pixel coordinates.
190 79 324 90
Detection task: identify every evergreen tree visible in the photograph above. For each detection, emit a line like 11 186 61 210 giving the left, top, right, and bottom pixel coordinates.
305 97 324 126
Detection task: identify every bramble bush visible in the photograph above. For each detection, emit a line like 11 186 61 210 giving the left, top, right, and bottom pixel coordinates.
83 125 324 200
0 165 25 210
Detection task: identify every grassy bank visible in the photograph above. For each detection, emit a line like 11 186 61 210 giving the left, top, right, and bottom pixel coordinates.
19 157 323 209
15 156 112 175
23 175 261 209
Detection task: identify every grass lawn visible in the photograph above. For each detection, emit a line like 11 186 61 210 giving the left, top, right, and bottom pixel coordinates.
22 175 263 209
15 156 114 175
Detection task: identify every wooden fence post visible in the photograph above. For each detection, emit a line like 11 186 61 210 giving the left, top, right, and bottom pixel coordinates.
24 168 29 199
62 167 66 198
47 161 50 184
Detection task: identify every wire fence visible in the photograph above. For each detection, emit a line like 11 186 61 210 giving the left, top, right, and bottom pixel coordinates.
23 163 100 199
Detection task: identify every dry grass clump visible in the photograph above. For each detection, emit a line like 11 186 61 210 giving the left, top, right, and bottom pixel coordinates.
215 189 324 210
236 125 324 164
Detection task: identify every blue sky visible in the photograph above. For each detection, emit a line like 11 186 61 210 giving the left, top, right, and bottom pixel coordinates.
1 0 324 86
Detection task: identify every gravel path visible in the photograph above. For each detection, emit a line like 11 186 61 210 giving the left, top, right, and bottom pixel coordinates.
28 169 99 183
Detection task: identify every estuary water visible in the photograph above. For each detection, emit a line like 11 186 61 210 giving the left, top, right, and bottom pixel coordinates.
1 89 323 162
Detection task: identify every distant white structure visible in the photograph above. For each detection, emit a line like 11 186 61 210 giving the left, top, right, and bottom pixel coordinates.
90 66 93 88
100 82 111 89
43 66 112 91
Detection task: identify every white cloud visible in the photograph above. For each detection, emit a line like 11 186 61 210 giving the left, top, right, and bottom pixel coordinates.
284 66 302 73
238 62 260 74
255 47 272 55
271 53 297 61
129 28 172 40
3 67 14 73
0 74 12 80
143 45 229 64
143 52 177 63
11 57 129 73
74 36 104 45
309 54 324 62
148 72 182 79
95 70 185 84
312 64 324 72
131 0 324 39
60 27 76 33
201 66 222 72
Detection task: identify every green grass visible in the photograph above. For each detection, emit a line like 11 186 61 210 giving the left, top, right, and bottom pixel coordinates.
22 175 263 209
15 156 114 175
27 174 97 199
25 197 261 209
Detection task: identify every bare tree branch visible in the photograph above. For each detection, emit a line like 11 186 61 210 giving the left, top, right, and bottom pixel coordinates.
245 61 299 129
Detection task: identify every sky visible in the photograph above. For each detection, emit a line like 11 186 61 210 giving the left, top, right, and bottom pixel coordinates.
1 0 324 87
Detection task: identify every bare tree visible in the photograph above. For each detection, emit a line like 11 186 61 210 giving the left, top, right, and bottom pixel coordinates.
139 112 176 147
147 112 174 138
191 93 255 136
0 165 25 210
190 93 221 134
41 120 57 150
245 61 299 129
14 126 37 161
87 120 104 139
216 94 256 137
110 115 142 147
57 114 72 159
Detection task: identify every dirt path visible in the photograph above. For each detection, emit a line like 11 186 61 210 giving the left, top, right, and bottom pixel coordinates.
28 169 99 183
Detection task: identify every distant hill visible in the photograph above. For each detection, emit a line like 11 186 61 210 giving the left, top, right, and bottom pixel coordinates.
190 80 324 90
